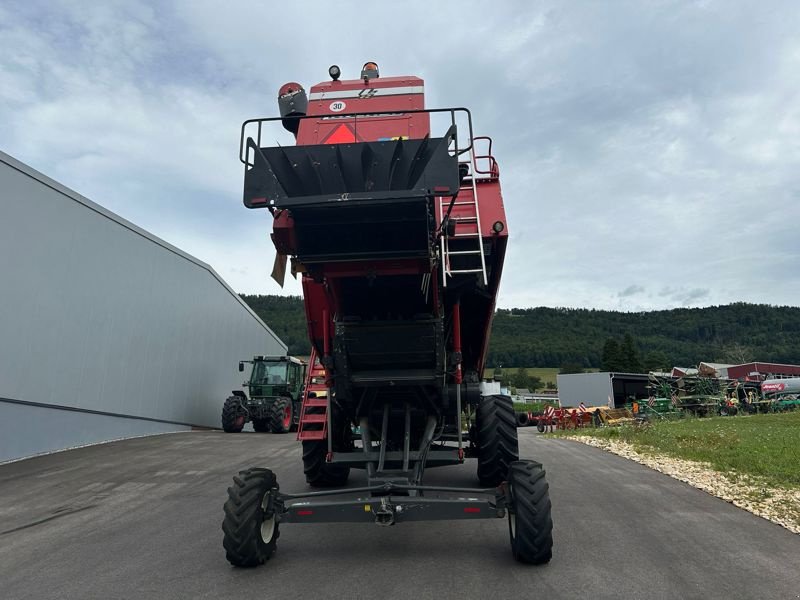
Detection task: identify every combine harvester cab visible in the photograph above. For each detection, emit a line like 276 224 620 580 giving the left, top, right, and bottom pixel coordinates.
222 63 553 567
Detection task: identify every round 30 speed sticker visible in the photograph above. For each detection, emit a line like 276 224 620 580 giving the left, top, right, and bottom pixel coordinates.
329 101 346 112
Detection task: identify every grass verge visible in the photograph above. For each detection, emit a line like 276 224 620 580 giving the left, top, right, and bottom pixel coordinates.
556 411 800 489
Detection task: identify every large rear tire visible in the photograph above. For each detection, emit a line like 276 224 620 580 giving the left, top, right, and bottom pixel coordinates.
222 468 280 567
476 394 519 486
269 397 294 434
507 460 553 564
222 396 246 433
302 440 350 487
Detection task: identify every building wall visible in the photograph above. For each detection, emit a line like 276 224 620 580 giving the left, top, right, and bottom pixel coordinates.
557 372 613 407
0 151 286 462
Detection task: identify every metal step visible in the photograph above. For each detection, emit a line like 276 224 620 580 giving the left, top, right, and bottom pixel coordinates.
303 397 328 407
299 413 328 424
298 430 326 441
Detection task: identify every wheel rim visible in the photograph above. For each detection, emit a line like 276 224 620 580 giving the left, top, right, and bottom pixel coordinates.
260 493 276 542
507 481 516 541
283 404 292 429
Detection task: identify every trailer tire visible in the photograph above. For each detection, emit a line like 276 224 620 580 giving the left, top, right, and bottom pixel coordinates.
269 397 293 434
222 467 280 567
252 419 269 433
536 420 545 433
476 394 519 487
516 412 529 427
222 396 246 433
302 439 350 487
507 460 553 565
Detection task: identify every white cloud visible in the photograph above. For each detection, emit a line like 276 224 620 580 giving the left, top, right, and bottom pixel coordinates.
1 0 799 311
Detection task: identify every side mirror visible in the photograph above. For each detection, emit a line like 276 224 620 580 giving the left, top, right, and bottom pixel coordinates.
238 362 244 372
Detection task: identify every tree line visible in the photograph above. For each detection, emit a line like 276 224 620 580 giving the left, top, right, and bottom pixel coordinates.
240 295 800 369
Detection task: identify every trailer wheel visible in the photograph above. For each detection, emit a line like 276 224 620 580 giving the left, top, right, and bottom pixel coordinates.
516 412 529 427
302 439 350 487
507 460 553 565
222 396 246 433
252 419 269 433
536 419 545 433
222 467 280 567
476 394 519 486
269 397 293 434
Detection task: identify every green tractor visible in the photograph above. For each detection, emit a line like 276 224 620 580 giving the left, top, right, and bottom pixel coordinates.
221 355 306 434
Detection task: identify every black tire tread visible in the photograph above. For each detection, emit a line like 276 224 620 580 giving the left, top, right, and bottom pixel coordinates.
508 460 553 565
222 467 280 567
269 397 293 434
476 394 519 486
302 440 350 487
221 396 245 433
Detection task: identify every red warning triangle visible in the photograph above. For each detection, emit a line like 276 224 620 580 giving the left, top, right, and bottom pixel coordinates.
323 124 357 145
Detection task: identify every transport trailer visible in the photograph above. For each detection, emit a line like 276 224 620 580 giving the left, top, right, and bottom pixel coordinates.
222 62 553 567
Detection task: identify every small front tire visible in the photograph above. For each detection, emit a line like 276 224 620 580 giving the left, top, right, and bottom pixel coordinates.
507 460 553 565
222 468 280 567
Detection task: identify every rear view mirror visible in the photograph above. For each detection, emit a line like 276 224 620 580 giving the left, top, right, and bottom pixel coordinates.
238 362 244 372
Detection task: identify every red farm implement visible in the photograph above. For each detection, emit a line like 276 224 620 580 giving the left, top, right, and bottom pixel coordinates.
221 63 553 567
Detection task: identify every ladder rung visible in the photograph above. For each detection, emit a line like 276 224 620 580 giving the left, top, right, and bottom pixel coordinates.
304 398 328 407
453 217 477 222
452 233 481 238
300 414 328 423
447 250 482 255
448 268 485 274
298 430 326 441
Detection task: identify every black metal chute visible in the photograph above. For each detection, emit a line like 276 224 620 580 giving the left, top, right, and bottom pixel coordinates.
243 132 459 209
243 129 459 263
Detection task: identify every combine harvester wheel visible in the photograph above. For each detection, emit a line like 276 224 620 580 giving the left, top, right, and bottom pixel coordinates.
476 395 519 486
507 461 554 564
222 468 281 567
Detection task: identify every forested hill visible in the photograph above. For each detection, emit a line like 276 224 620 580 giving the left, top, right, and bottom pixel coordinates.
240 295 800 369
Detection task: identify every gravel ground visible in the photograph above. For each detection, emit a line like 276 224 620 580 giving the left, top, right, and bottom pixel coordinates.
568 436 800 535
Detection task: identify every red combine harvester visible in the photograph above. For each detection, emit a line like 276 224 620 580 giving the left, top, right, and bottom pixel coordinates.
221 62 553 566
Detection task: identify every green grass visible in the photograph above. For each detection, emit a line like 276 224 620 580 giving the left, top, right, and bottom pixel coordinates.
559 412 800 489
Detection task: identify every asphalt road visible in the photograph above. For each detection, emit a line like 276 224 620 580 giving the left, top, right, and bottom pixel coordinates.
1 429 798 600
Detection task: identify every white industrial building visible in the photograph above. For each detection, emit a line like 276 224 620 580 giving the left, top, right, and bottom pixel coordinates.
0 151 286 462
557 372 649 408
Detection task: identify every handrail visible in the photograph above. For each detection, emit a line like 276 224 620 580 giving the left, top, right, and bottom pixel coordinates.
239 107 475 166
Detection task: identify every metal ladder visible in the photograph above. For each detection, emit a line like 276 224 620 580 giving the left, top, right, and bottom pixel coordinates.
438 147 488 288
297 348 329 441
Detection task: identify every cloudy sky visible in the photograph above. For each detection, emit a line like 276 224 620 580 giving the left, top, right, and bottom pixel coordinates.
2 0 798 311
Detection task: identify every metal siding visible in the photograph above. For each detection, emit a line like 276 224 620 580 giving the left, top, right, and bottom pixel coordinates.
556 372 613 407
0 151 286 461
0 402 191 463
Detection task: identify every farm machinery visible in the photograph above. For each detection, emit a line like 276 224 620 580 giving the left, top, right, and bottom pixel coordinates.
221 63 553 566
221 355 306 433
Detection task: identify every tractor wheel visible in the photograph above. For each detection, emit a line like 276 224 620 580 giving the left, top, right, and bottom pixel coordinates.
269 397 294 434
252 419 270 433
476 394 519 487
302 439 350 487
507 460 553 565
222 467 280 567
221 396 246 433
